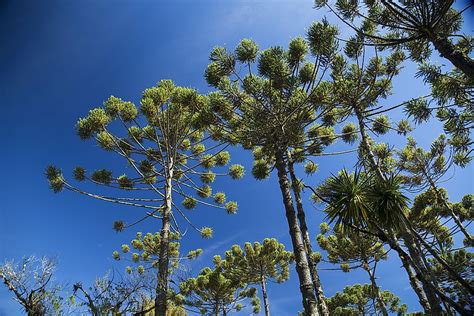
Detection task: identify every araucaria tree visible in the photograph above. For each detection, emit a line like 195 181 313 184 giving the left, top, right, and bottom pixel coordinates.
46 80 243 314
327 284 407 316
314 34 473 313
316 222 390 316
178 256 261 315
315 0 474 79
112 230 202 312
203 20 357 315
316 0 473 165
222 238 293 316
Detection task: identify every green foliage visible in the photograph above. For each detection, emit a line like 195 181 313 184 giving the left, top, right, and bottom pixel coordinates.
182 197 197 210
197 185 212 198
316 223 387 269
327 284 407 315
113 231 187 274
117 175 133 189
215 151 231 166
187 249 203 260
225 201 238 214
316 223 387 271
372 115 391 135
213 192 226 205
45 166 64 193
48 80 244 241
252 159 270 180
288 37 308 67
318 0 474 161
200 154 216 169
200 171 216 184
179 259 261 315
396 119 412 136
91 169 113 185
204 23 341 178
229 164 245 179
235 39 259 63
76 108 109 140
429 249 473 309
405 98 431 124
306 19 339 62
73 167 86 181
304 161 318 175
113 220 125 232
341 123 358 144
223 238 293 285
318 169 408 231
200 227 213 239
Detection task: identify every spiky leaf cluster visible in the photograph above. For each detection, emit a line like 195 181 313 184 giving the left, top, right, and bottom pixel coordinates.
179 258 261 315
113 231 198 275
318 169 409 232
317 0 473 163
204 22 346 178
222 238 293 285
316 223 386 272
327 283 407 316
428 249 474 310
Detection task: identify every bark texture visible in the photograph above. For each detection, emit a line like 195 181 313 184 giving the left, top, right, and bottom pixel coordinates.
429 34 474 79
156 160 174 315
261 275 271 316
288 158 329 316
275 151 319 316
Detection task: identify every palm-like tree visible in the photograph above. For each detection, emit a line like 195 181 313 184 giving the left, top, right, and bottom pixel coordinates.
319 170 408 232
318 169 472 315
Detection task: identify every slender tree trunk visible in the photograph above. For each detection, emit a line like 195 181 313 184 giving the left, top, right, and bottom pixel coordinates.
287 157 329 316
385 227 470 315
156 159 174 316
363 263 388 316
353 107 471 313
274 150 319 316
354 108 444 314
395 241 432 313
385 230 447 314
428 33 474 79
399 230 444 314
261 275 271 316
404 217 474 295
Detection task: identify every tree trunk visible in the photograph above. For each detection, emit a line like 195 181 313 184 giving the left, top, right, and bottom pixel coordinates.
354 108 444 314
353 88 472 314
155 159 174 316
363 263 388 316
393 239 432 313
274 150 319 316
404 218 474 295
287 158 329 316
429 33 474 79
356 108 472 296
261 275 271 316
399 230 444 314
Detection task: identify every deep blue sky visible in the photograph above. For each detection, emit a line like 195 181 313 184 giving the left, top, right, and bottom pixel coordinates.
0 1 472 315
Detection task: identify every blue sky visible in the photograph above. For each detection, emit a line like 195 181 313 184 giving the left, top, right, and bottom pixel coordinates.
0 0 472 315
